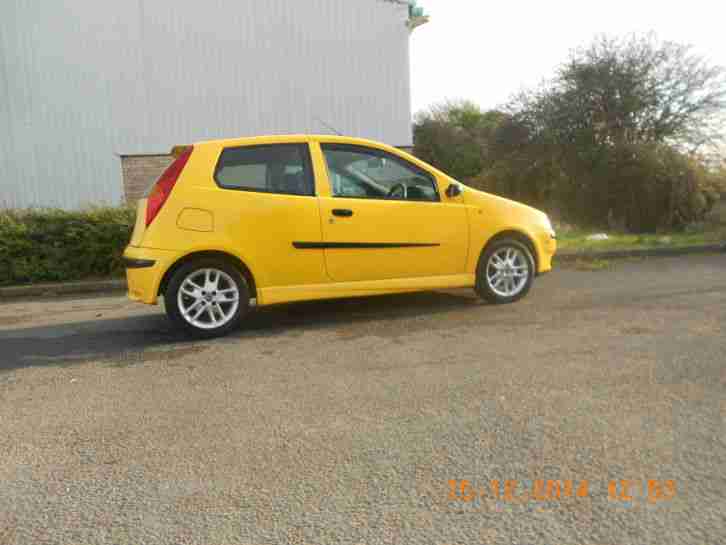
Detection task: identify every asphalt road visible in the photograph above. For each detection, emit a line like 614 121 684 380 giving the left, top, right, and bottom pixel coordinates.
1 255 725 544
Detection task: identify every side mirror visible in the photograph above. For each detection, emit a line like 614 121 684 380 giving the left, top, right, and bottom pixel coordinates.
445 184 462 198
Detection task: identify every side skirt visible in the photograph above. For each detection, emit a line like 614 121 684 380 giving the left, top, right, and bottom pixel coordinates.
258 274 477 306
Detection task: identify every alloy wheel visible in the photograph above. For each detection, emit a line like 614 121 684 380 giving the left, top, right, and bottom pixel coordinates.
177 268 240 330
485 246 530 298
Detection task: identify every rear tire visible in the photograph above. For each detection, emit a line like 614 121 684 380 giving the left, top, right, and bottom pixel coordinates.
475 238 535 304
164 258 250 338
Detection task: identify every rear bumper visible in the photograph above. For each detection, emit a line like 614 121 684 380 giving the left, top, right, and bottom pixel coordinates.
122 246 179 305
122 257 156 269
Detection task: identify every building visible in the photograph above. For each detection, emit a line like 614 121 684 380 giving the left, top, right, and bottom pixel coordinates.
0 0 428 209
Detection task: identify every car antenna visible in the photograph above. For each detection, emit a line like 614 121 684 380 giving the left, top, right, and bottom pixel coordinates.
314 116 343 136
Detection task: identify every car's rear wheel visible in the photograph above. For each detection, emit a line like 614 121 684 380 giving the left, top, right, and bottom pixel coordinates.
164 258 249 338
475 238 535 304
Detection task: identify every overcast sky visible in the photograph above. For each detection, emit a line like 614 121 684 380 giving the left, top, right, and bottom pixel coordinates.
409 0 726 115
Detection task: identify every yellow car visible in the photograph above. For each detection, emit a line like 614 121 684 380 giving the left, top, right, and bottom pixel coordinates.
123 135 556 337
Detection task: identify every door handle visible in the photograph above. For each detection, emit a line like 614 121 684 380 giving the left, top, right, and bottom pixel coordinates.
332 209 353 217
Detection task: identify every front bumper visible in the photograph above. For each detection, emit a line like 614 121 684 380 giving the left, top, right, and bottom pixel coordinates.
122 246 180 305
537 233 557 274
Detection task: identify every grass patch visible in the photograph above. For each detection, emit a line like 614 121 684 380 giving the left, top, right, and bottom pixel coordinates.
556 198 726 253
556 197 726 254
567 258 614 271
556 223 725 253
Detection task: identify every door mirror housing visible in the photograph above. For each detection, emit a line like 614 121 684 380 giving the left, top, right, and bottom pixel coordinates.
445 183 462 198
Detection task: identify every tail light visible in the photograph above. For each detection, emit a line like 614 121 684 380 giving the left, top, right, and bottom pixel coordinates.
145 146 194 227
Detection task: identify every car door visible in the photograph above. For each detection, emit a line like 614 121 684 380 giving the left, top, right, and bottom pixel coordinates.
313 142 469 282
212 142 327 288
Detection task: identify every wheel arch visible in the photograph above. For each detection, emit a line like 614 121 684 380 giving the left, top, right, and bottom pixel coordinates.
158 250 258 300
481 229 540 273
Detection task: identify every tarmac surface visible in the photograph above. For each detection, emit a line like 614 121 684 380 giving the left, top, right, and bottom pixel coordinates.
1 254 725 544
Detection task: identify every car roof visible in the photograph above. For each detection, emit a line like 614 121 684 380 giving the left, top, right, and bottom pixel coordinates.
191 134 398 149
183 134 457 183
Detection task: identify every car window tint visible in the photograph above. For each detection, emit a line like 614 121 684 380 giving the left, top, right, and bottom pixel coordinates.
214 144 314 196
321 144 439 202
217 163 267 190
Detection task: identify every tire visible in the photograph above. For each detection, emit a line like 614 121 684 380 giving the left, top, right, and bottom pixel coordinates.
475 238 536 304
164 258 250 338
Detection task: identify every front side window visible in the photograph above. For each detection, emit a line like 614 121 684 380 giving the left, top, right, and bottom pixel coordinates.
214 144 314 196
321 144 439 202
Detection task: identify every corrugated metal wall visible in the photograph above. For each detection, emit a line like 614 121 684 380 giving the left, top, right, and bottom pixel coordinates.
0 0 413 208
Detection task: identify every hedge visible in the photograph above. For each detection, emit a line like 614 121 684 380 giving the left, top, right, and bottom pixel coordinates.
0 207 136 286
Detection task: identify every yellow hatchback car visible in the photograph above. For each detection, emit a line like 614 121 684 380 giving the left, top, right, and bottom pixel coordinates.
123 135 556 337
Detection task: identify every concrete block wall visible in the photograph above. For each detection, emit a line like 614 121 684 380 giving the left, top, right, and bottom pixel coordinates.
121 155 174 204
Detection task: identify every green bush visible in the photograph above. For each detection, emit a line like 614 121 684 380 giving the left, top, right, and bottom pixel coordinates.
0 207 136 286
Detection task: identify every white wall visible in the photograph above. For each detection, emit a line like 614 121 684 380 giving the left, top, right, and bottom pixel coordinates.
0 0 413 208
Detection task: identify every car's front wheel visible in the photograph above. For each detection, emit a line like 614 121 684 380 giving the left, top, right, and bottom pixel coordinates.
475 238 535 304
164 259 250 338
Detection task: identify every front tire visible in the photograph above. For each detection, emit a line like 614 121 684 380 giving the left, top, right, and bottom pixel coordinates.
164 258 250 338
475 238 535 304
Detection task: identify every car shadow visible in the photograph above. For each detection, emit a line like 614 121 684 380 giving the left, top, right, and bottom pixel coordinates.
0 291 481 373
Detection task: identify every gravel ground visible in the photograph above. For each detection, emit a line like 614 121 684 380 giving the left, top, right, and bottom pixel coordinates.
1 255 725 544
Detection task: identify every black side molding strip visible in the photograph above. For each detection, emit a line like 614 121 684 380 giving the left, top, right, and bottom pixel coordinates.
293 242 440 250
122 257 156 269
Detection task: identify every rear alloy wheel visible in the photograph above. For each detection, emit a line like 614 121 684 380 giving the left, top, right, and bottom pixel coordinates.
165 259 249 338
476 239 535 304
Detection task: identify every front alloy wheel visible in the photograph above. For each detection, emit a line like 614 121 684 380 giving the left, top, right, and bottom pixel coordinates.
165 259 249 337
476 239 535 304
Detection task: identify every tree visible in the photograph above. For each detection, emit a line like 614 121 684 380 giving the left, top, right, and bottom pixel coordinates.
412 35 726 232
502 34 726 231
413 100 506 181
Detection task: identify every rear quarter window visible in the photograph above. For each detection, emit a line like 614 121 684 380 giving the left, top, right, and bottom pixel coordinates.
214 144 314 196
